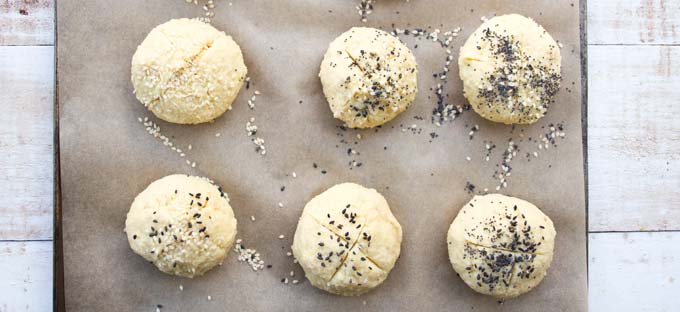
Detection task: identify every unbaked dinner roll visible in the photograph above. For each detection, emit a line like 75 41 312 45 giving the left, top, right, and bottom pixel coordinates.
458 14 561 124
292 183 403 296
131 18 247 124
319 27 418 128
447 194 556 298
125 174 237 278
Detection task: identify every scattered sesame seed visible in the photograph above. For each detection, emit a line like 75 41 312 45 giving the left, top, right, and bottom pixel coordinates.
357 0 375 22
138 116 198 169
234 239 265 271
181 0 219 23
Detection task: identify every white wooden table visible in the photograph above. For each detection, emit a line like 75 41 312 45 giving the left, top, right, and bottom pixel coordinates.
1 1 678 311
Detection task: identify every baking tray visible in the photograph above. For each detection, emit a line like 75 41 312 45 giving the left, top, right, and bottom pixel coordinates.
54 0 590 310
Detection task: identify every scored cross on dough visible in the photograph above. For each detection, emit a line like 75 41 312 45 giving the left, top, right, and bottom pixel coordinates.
131 18 247 124
303 194 400 270
299 211 387 287
319 27 418 128
458 14 561 125
292 183 402 296
447 194 557 298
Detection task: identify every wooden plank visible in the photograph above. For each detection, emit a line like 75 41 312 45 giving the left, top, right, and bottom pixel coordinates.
0 46 54 240
589 232 680 311
588 45 680 232
588 0 680 45
0 241 52 312
0 0 54 46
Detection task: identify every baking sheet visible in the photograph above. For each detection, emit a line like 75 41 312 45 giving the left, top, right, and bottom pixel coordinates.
57 0 587 311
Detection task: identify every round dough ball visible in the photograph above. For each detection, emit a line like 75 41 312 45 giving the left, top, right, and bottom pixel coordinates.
458 14 561 124
131 18 248 124
447 194 556 298
125 174 238 278
292 183 402 296
319 27 418 128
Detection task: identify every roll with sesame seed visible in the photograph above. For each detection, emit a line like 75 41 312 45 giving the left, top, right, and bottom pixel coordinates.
447 194 556 298
131 18 248 124
319 27 418 128
292 183 402 296
458 14 562 124
125 174 237 278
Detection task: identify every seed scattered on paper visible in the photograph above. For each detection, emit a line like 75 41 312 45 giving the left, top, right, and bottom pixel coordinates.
234 239 265 271
182 0 218 22
138 116 198 169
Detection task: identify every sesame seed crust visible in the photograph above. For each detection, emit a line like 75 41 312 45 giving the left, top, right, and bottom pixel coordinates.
292 183 402 296
447 194 556 298
125 174 237 278
131 18 247 124
459 14 562 125
320 27 418 129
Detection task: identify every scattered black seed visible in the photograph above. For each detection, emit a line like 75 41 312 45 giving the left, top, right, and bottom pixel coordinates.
465 182 476 194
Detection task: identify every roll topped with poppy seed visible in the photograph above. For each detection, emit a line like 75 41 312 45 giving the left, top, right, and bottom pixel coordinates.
458 14 561 124
292 183 402 296
319 27 418 128
447 194 556 298
131 18 247 124
125 174 237 278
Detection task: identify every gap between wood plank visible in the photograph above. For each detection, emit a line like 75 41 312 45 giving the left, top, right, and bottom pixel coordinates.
0 43 54 47
588 43 680 46
0 239 53 242
589 230 680 234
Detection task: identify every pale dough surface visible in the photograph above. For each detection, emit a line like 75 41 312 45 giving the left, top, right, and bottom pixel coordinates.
319 27 418 128
447 193 556 298
131 18 247 124
458 14 561 124
292 183 403 296
125 174 237 278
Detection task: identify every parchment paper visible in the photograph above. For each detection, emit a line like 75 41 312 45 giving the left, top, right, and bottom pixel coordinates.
58 1 586 311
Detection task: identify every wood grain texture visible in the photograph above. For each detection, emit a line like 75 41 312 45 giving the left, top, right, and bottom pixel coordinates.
0 241 52 312
588 0 680 45
588 45 680 232
0 46 54 240
0 0 54 46
589 232 680 312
